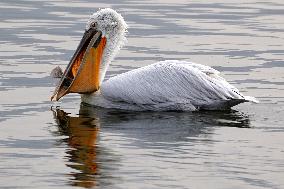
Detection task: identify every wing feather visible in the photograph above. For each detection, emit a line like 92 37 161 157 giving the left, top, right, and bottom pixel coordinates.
100 60 245 109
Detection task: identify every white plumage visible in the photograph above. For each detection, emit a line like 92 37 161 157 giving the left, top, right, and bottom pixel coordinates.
54 8 258 111
82 60 258 111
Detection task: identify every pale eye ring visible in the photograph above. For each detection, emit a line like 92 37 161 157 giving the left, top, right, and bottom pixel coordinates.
91 22 97 28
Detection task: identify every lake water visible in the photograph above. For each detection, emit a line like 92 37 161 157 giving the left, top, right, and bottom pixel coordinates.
0 0 284 188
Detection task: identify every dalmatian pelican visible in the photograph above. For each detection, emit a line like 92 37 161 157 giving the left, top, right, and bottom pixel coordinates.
51 8 258 111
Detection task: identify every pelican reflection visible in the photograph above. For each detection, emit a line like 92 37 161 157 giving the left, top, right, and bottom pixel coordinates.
52 107 100 188
52 104 251 188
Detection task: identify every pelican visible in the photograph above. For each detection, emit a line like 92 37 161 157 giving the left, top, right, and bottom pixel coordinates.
51 8 258 111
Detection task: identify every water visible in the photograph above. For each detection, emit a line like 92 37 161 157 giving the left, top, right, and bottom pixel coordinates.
0 0 284 188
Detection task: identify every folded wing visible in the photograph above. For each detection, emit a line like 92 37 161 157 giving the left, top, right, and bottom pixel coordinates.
100 60 250 110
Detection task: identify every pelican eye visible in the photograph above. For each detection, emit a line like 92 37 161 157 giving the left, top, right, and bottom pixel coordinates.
91 22 97 28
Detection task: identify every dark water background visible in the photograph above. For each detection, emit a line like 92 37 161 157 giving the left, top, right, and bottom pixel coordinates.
0 0 283 188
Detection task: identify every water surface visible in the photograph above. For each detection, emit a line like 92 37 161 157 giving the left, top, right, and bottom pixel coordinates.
0 0 284 188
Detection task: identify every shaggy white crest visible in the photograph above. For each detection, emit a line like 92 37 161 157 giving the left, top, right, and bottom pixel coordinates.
86 8 127 84
86 8 127 38
87 8 127 61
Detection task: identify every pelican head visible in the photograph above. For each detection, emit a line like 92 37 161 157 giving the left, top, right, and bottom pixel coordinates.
51 8 127 101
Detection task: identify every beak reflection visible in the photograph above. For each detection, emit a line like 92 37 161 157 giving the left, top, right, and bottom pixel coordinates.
52 107 99 188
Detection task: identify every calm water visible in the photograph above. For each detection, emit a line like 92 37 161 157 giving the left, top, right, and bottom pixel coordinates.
0 0 284 188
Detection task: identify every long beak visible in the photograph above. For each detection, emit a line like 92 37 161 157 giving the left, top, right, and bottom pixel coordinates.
51 28 106 101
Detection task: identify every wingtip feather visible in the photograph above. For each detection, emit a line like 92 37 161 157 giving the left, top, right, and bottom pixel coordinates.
244 96 259 103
